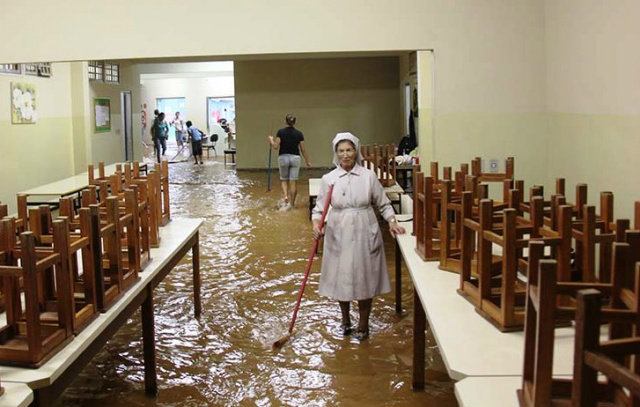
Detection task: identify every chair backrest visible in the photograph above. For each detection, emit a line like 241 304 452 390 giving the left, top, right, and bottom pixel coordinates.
212 134 219 143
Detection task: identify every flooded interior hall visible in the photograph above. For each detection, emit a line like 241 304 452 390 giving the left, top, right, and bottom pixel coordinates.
53 158 457 407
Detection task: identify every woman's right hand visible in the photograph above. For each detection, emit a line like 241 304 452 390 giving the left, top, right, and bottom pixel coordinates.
267 135 274 145
312 220 324 240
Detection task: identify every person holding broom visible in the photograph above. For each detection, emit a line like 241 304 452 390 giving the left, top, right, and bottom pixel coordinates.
311 132 405 341
267 114 311 211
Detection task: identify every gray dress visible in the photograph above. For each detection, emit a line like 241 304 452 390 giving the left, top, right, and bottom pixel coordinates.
312 164 396 301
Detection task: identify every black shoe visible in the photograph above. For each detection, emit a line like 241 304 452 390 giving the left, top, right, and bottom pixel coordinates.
353 328 369 341
340 323 352 336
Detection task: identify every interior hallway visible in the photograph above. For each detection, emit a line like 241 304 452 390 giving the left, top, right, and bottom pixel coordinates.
53 159 456 407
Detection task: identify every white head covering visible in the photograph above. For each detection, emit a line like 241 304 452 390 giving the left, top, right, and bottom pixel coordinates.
332 132 362 168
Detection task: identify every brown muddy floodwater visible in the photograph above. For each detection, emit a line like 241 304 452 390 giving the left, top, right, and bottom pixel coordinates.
53 155 457 407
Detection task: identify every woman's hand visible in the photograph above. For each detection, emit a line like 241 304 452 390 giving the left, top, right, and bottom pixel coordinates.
389 222 406 238
267 135 274 146
312 220 324 240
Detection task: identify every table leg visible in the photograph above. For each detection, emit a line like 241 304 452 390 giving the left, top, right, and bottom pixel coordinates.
412 287 426 390
142 284 158 396
193 233 201 318
395 240 402 314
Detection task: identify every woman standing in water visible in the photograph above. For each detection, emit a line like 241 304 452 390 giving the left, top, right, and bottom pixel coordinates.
312 132 405 341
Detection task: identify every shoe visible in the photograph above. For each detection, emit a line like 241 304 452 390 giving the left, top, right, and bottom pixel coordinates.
353 328 369 341
340 323 352 336
200 162 204 165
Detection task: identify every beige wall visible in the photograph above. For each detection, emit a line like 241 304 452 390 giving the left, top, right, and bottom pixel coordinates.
0 63 74 213
1 1 638 218
544 0 640 219
88 61 142 164
234 57 401 169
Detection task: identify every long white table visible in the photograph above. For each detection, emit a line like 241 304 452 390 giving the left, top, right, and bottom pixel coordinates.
0 217 202 407
0 383 33 407
18 162 148 208
308 177 404 219
394 214 577 406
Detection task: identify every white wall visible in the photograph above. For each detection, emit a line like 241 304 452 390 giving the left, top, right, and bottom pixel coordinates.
140 74 234 143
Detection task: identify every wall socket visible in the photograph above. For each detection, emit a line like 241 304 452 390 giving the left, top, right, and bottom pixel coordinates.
488 158 500 173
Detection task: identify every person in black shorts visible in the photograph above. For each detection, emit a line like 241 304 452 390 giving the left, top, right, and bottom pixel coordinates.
186 121 204 165
267 114 311 210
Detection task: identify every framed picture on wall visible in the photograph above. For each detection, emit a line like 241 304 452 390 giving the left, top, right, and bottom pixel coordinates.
94 97 111 133
11 82 37 124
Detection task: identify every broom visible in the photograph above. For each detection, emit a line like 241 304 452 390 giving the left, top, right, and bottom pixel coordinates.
267 123 274 191
273 182 335 349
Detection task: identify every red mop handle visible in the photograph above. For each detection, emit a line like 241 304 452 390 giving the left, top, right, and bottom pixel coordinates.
288 182 335 334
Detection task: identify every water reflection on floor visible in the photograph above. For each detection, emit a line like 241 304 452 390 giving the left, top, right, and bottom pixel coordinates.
55 157 458 407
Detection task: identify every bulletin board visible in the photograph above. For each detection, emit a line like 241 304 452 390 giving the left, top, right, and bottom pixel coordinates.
94 97 111 133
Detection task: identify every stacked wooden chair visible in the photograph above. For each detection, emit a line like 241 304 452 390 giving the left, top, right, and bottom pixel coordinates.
22 204 101 333
0 217 74 366
0 160 172 366
413 162 444 261
458 191 546 331
518 238 640 407
360 143 397 187
438 164 471 273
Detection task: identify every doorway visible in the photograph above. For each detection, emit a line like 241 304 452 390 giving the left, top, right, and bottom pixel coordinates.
120 91 133 161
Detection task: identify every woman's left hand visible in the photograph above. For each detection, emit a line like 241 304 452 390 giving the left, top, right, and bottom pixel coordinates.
389 224 406 238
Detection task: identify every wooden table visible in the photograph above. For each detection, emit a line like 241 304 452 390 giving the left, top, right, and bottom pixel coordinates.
394 213 578 406
308 178 404 219
1 218 202 407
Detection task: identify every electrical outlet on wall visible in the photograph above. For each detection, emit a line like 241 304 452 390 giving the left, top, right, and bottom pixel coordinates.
489 158 500 173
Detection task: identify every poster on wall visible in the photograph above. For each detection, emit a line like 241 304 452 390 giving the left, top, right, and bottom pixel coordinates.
94 98 111 133
11 82 37 124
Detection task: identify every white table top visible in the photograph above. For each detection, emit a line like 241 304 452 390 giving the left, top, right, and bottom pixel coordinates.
395 214 577 381
455 376 521 407
0 382 33 407
1 217 203 390
18 163 147 197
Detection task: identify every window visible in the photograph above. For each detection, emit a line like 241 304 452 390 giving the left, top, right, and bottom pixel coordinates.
0 62 52 77
24 63 38 76
88 61 104 82
0 64 22 75
104 62 119 84
37 63 52 77
89 61 120 83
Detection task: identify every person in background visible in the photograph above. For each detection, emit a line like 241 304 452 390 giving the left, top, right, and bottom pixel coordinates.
312 132 405 341
171 111 185 149
267 114 311 211
210 119 228 147
151 112 169 163
186 120 204 165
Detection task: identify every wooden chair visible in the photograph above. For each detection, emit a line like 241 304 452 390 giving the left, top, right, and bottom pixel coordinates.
518 241 639 407
472 194 545 331
13 213 100 334
438 167 480 274
458 193 507 303
361 143 397 187
414 171 441 261
572 287 640 407
0 221 73 366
